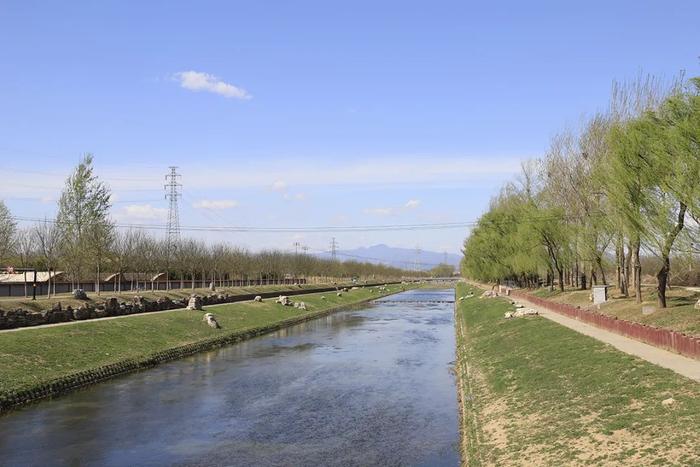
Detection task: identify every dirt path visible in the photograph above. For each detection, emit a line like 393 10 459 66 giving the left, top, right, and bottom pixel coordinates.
517 296 700 383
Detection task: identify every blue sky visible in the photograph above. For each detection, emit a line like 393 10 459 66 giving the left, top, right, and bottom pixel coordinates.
1 1 699 255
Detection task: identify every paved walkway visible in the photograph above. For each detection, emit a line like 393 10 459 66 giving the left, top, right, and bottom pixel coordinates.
517 296 700 383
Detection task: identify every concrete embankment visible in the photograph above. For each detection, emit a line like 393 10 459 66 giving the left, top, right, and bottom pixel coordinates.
0 285 412 414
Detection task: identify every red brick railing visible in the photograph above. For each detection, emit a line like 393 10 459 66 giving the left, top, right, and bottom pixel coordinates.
511 290 700 361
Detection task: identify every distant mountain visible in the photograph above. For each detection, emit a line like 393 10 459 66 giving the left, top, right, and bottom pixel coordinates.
317 244 461 271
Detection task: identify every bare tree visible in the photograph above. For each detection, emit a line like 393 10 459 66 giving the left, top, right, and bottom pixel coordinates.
34 219 61 297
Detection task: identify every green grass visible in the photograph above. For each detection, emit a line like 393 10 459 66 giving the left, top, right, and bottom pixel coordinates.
529 285 700 337
0 286 404 395
455 283 700 466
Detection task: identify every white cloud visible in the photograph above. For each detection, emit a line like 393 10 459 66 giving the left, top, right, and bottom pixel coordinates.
271 180 288 192
364 207 394 217
283 192 307 201
193 199 239 210
156 155 524 191
364 199 420 218
173 71 251 100
117 204 168 221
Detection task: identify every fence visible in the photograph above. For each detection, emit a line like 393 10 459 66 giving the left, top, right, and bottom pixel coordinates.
511 291 700 361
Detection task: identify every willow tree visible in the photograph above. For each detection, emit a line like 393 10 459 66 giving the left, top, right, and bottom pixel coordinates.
644 79 700 307
542 120 612 289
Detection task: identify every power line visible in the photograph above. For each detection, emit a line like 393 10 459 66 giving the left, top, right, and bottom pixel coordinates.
8 212 598 233
9 216 474 232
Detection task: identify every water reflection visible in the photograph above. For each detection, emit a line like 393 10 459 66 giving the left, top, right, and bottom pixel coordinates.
0 288 458 466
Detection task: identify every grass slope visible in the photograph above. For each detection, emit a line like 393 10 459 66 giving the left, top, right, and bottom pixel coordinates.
456 283 700 466
0 286 401 396
531 286 700 337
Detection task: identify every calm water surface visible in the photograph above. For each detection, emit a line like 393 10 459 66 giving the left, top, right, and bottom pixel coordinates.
0 288 459 466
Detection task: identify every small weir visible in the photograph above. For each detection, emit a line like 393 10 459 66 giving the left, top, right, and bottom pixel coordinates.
0 288 459 466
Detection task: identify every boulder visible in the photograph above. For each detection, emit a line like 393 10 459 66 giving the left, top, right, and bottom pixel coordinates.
504 312 514 319
661 397 676 407
513 308 538 317
131 296 145 313
85 304 97 319
202 312 220 329
72 289 88 300
72 306 90 320
105 297 120 315
26 311 46 326
253 295 263 302
186 295 203 311
337 292 343 297
156 297 173 311
320 295 326 300
131 295 154 312
694 299 700 310
276 295 292 306
40 309 52 323
122 303 135 315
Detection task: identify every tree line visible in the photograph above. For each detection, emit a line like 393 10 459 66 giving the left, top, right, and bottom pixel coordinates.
0 155 422 296
462 74 700 308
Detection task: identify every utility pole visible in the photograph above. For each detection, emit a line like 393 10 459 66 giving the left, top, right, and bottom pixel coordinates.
293 241 301 255
414 246 422 273
330 237 338 261
165 167 181 289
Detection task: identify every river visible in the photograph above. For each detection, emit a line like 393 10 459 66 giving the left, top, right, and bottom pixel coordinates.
0 288 459 466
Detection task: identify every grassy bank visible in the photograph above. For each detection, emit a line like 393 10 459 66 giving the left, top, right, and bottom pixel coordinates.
455 283 700 466
0 285 408 409
530 285 700 337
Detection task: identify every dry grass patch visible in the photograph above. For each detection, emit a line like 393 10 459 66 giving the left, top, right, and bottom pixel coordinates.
531 285 700 337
